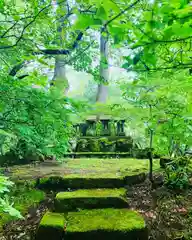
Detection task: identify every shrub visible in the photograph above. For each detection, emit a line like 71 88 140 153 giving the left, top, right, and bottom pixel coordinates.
164 157 191 190
99 138 116 152
0 77 76 163
0 175 23 219
95 121 102 136
87 139 100 152
116 138 133 152
76 139 89 152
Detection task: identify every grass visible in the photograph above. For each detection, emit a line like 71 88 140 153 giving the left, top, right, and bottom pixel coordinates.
67 208 145 232
0 184 45 230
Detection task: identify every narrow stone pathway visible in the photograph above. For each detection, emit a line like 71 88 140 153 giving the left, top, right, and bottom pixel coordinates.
35 174 148 240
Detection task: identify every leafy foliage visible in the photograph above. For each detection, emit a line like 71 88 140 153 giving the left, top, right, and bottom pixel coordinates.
0 75 78 160
0 176 23 219
164 157 191 190
120 71 192 157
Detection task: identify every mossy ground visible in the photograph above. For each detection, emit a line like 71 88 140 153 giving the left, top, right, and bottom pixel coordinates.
64 158 160 177
0 158 157 238
55 189 128 211
0 158 160 180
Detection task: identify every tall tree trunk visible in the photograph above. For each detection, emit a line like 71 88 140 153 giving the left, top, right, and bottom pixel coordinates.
148 128 154 183
52 55 69 95
148 105 154 183
51 0 69 95
96 32 109 103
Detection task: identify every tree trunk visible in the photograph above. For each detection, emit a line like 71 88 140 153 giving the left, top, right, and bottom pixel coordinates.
96 32 109 103
51 55 69 95
148 128 154 183
51 0 69 95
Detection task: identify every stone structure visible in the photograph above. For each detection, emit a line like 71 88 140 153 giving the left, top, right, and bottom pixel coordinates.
72 116 134 155
74 115 126 137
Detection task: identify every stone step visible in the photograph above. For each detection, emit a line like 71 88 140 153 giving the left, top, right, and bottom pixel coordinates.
36 212 65 240
37 173 146 191
36 209 148 240
54 188 128 211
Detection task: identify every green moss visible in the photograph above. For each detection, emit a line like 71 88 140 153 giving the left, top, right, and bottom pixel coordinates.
1 158 160 181
55 189 128 211
64 173 122 178
99 138 116 152
66 209 147 240
38 176 124 191
56 188 126 199
76 139 89 152
36 209 147 240
124 173 146 186
87 139 100 152
67 209 145 231
116 138 133 152
36 212 65 240
64 152 132 158
14 189 45 212
40 212 65 227
37 165 151 191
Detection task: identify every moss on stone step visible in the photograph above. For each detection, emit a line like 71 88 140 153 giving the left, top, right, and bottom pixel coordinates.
37 176 124 191
36 212 65 240
55 188 128 211
36 209 147 240
37 173 146 191
65 208 147 240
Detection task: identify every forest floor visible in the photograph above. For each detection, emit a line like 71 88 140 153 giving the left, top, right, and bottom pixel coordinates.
0 158 192 240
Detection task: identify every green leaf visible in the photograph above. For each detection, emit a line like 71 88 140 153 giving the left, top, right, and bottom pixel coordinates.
143 53 157 67
187 125 192 132
96 6 107 20
0 129 15 138
122 62 130 69
75 14 101 30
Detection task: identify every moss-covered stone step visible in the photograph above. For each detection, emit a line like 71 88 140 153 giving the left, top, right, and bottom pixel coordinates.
66 209 147 240
55 188 128 211
37 173 145 191
36 212 65 240
36 209 147 240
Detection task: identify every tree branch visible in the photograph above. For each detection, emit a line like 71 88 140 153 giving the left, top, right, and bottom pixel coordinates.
131 36 192 49
34 49 70 55
9 62 26 76
103 0 141 30
0 21 19 38
0 1 66 50
34 29 85 55
126 63 192 72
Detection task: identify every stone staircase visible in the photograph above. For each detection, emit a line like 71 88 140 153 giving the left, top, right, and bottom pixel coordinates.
35 175 148 240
